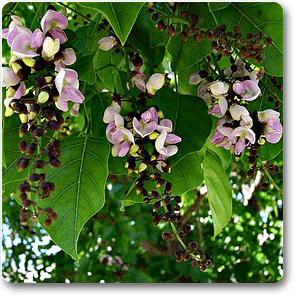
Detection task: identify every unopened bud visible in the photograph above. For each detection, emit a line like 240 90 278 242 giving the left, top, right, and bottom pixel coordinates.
5 106 14 117
19 113 28 123
98 36 117 51
18 140 27 153
38 91 50 104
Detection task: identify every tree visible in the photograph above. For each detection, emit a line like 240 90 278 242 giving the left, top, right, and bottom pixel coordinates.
2 2 283 283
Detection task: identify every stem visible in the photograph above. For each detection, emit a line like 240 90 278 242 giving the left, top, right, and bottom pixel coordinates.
259 78 283 104
210 51 224 80
207 2 219 27
161 202 187 250
58 2 96 24
258 157 283 194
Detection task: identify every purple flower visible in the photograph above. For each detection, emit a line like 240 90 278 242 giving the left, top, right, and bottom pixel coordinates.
54 48 77 72
229 126 256 155
210 119 234 150
156 119 173 133
106 113 135 157
197 80 212 105
131 70 147 92
155 129 181 157
103 102 121 124
258 109 282 143
41 9 68 33
133 107 158 138
54 68 84 111
2 67 21 87
233 80 261 101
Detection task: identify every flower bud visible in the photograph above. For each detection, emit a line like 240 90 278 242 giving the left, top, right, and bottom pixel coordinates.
18 140 27 153
49 157 62 168
38 91 50 104
5 106 15 117
19 123 28 138
98 36 117 51
28 173 40 182
19 113 28 123
17 158 30 172
162 232 173 240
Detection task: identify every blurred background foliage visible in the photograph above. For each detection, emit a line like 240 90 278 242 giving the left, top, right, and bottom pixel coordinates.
2 2 283 283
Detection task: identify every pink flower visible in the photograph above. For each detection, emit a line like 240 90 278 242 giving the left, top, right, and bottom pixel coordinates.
54 48 77 72
133 107 158 138
54 68 84 111
146 73 165 96
233 80 261 101
42 37 60 60
156 119 172 133
103 102 121 124
98 36 117 51
106 114 135 157
131 71 147 92
229 126 256 155
2 67 21 87
41 10 68 33
258 109 282 143
70 103 80 117
230 104 253 127
197 80 212 105
11 31 42 59
155 129 181 157
211 119 234 150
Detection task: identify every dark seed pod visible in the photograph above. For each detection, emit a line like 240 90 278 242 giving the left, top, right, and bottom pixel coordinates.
164 182 172 195
152 13 158 21
247 169 255 179
181 31 188 41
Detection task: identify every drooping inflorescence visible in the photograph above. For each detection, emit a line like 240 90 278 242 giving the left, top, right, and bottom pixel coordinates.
2 5 84 228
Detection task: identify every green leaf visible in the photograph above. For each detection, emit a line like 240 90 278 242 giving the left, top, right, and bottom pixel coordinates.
167 32 212 71
72 54 96 85
127 7 165 67
213 2 283 76
37 136 110 262
79 2 145 45
93 49 127 94
203 149 232 237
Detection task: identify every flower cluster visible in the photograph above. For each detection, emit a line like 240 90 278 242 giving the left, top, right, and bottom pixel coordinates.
2 6 84 228
190 58 283 158
103 101 181 164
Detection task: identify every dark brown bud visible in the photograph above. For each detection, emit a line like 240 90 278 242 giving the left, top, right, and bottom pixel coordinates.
26 143 37 155
18 182 31 192
167 25 175 37
247 169 255 179
151 191 160 199
261 183 270 189
143 197 150 204
270 76 278 85
157 20 166 31
42 106 55 120
153 217 161 226
22 199 35 208
197 249 206 260
44 218 52 227
185 223 191 233
176 215 183 223
47 120 61 131
156 179 166 188
162 232 173 240
33 160 45 169
33 128 45 137
266 36 273 44
53 139 61 148
39 173 46 182
17 158 30 172
194 32 203 42
163 196 171 205
152 13 159 21
49 157 62 168
189 241 198 253
19 123 28 138
181 31 188 41
19 192 28 201
174 196 182 203
28 173 40 182
153 200 161 211
18 140 27 153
